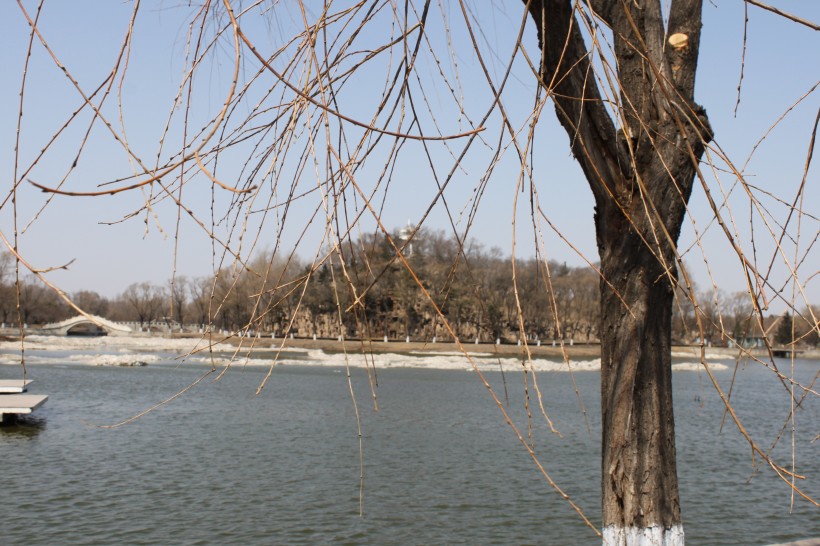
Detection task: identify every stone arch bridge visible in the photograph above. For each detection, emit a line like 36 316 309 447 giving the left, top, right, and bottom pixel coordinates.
39 315 133 336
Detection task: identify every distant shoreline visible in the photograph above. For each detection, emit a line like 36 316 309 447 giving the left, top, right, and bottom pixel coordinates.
201 335 820 361
263 337 602 358
2 330 818 360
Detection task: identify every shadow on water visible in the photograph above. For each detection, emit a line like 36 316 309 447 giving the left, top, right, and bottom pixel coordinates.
0 414 47 437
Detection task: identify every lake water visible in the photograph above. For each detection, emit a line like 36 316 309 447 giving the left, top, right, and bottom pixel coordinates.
1 339 818 545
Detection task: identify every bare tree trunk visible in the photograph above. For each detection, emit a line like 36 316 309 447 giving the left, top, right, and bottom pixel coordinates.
524 1 711 543
597 207 682 543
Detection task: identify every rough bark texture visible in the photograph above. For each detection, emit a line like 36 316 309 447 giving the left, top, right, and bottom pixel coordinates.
524 0 712 541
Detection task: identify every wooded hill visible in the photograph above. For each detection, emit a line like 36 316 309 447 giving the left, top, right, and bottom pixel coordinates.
1 230 817 347
201 228 602 344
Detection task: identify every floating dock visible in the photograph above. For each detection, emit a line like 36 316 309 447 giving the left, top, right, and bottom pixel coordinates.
0 379 32 393
772 348 803 358
0 379 47 423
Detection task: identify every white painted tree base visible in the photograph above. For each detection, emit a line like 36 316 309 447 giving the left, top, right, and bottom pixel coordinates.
603 524 684 546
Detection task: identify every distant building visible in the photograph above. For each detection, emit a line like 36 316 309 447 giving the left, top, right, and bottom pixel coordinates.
398 222 417 257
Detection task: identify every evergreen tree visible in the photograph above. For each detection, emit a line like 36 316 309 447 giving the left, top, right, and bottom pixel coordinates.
775 312 794 346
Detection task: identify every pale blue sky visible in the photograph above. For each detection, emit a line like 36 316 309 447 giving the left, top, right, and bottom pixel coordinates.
1 1 818 313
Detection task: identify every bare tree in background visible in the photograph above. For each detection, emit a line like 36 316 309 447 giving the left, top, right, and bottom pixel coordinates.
73 290 109 318
167 277 188 328
121 282 163 330
6 1 819 544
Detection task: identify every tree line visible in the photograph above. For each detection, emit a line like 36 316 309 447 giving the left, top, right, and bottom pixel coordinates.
0 231 816 348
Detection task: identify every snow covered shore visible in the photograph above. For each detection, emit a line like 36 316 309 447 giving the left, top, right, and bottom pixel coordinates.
0 334 734 372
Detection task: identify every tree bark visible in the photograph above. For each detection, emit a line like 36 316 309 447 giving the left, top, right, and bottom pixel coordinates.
524 1 711 543
597 199 684 544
